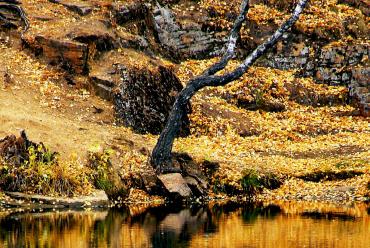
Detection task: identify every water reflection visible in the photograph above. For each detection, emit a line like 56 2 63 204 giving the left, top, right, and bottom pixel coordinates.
0 201 369 248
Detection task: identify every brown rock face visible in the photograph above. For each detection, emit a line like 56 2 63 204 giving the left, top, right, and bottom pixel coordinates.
66 21 118 59
22 18 118 74
23 35 89 74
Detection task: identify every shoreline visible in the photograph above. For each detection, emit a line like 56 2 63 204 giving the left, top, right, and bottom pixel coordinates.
1 186 369 212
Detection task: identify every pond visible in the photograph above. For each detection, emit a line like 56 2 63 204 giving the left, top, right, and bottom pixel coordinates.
0 201 369 248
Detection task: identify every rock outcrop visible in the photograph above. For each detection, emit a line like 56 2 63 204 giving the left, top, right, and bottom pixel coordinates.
90 49 189 134
350 66 370 117
148 3 224 61
3 0 369 120
22 19 118 74
112 2 225 61
24 35 89 74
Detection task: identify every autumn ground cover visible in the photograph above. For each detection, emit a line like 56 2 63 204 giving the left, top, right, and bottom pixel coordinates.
1 40 368 203
0 0 369 203
173 58 370 202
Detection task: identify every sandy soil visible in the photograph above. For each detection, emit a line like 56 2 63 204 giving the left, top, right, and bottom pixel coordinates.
0 39 152 160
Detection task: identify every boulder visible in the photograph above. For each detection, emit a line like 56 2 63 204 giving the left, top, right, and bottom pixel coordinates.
23 20 118 74
184 176 205 197
158 173 192 200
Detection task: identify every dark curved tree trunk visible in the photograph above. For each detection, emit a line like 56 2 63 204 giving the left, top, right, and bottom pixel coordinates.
151 0 309 173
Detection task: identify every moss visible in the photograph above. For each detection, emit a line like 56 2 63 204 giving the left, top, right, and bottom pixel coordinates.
212 169 282 197
240 169 282 196
87 150 128 199
87 150 114 191
240 169 262 195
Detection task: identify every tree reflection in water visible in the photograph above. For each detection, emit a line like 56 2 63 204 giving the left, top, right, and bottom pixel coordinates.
0 201 369 247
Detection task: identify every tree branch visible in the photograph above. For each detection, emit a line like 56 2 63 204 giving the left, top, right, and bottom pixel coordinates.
196 0 309 89
203 0 250 76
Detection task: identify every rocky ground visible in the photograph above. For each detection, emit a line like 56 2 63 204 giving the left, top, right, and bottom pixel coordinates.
0 0 369 205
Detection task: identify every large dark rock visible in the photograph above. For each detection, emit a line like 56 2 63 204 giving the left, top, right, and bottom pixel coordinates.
114 63 189 135
89 49 189 135
112 1 149 25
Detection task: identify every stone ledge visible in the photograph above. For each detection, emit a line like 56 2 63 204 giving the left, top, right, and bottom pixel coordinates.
4 190 109 208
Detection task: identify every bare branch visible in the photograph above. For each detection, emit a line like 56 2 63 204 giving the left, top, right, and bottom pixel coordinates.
199 0 309 89
203 0 250 76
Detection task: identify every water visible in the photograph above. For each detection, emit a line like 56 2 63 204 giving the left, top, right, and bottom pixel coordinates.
0 201 369 248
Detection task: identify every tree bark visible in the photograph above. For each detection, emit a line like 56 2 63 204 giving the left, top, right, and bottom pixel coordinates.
151 0 309 173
